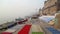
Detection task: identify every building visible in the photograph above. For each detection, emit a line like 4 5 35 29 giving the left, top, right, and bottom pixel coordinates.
54 13 60 29
42 0 60 15
39 9 42 16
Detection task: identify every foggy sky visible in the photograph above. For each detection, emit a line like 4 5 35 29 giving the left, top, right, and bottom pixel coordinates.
0 0 45 23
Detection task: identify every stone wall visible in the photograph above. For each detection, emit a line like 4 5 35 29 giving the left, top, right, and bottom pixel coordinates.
42 0 58 15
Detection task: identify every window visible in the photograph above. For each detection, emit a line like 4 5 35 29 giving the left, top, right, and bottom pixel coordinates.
55 2 57 4
48 8 50 11
49 0 51 2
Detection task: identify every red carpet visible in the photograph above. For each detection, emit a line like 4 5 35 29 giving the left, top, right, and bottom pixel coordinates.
18 25 31 34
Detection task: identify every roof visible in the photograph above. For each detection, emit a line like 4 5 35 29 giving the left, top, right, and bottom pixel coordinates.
39 16 55 23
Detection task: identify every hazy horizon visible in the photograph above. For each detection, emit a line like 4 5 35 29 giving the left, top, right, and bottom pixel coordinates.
0 0 45 24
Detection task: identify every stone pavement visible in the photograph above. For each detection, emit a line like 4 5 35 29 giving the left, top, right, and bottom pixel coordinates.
13 24 25 34
31 24 43 32
39 19 52 34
